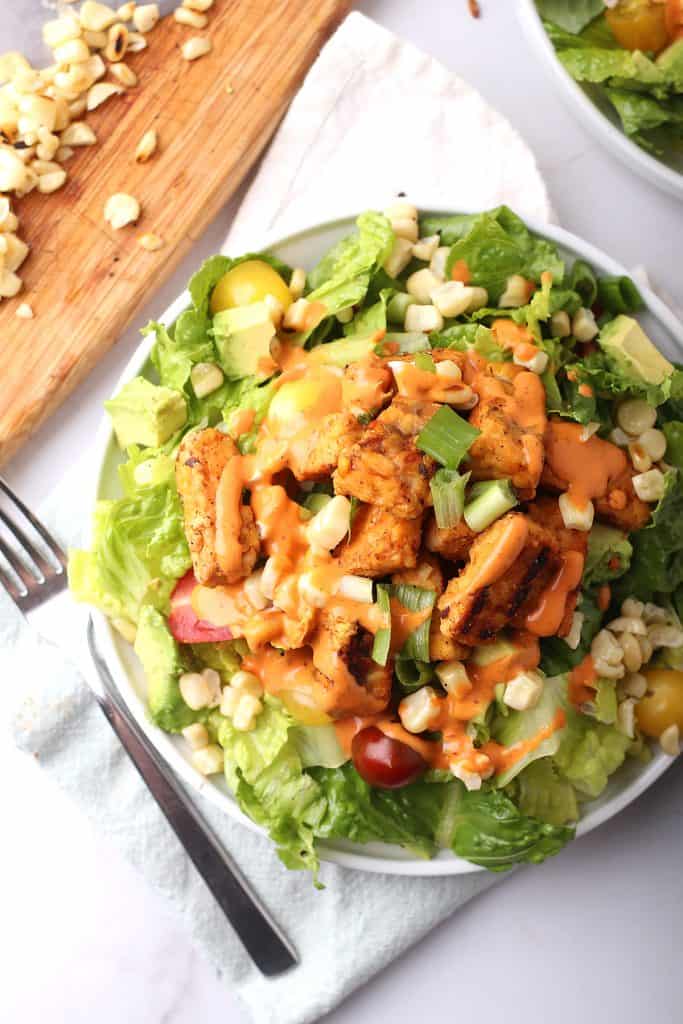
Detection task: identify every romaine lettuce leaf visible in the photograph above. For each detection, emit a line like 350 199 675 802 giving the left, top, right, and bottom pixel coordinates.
535 0 603 34
513 758 579 827
69 481 191 625
554 707 631 798
491 675 566 787
442 210 564 304
614 469 683 601
559 48 666 91
606 88 683 140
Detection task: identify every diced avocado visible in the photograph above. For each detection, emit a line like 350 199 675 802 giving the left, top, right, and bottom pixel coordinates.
584 523 632 588
470 638 521 668
212 301 276 380
599 315 674 386
135 606 198 732
306 333 377 368
105 376 187 449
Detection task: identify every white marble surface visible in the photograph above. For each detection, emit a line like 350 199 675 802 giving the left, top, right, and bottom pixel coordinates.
2 2 682 1022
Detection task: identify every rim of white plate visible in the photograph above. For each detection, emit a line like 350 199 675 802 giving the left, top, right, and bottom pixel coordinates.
517 0 683 202
90 206 682 876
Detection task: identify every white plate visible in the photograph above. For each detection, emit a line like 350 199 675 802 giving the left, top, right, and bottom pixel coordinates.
518 0 683 202
91 209 682 875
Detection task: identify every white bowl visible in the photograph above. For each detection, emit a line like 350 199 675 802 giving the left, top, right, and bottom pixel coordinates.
518 0 683 202
91 209 682 875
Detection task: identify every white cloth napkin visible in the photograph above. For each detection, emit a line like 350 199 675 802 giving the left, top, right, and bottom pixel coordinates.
2 14 552 1024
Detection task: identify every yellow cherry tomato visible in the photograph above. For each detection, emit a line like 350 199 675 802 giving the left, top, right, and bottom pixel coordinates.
280 689 332 726
210 260 292 314
636 668 683 737
266 370 342 436
606 0 671 53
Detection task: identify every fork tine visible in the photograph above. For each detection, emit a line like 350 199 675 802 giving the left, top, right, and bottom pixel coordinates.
0 477 67 570
0 560 27 604
0 533 36 593
0 507 52 579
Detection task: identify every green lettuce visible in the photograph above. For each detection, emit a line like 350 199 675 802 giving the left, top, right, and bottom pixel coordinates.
555 708 631 798
492 675 566 787
513 758 579 827
430 208 564 304
430 324 508 361
305 211 395 323
559 48 666 92
69 481 191 626
535 0 603 34
540 591 603 676
614 469 683 601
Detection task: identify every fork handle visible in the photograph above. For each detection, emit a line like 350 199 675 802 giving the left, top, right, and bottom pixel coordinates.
87 621 298 977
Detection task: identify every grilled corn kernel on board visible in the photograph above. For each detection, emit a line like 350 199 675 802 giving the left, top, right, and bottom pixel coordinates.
536 0 683 156
71 204 683 876
0 0 351 465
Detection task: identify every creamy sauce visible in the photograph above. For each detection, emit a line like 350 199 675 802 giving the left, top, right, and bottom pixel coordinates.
525 550 585 637
445 642 541 722
544 419 627 509
468 515 530 592
450 259 471 284
597 584 611 612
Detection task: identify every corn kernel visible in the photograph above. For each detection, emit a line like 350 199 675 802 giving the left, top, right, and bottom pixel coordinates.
192 744 224 775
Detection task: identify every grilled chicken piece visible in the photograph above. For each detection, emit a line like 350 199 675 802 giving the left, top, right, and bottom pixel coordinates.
437 512 562 646
310 609 392 717
176 427 259 586
524 495 588 635
287 411 362 481
593 470 651 531
342 355 395 416
335 504 422 578
391 556 469 662
466 362 546 500
425 513 477 563
334 396 439 517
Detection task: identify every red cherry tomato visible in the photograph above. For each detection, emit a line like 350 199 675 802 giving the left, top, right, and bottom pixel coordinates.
168 570 233 644
351 726 427 789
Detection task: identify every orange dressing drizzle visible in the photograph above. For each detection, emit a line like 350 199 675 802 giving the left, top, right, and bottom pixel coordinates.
390 361 470 404
450 259 471 284
544 419 627 509
525 550 585 637
569 654 598 708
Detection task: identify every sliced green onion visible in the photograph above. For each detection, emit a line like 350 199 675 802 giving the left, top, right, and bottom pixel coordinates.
387 292 415 324
569 259 598 308
395 659 435 693
372 584 391 666
464 479 518 532
392 584 436 664
597 275 644 315
414 351 436 373
430 469 470 529
304 492 332 515
380 331 431 354
417 406 480 470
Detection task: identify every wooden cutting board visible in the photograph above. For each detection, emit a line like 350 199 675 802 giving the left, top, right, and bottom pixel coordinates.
0 0 351 465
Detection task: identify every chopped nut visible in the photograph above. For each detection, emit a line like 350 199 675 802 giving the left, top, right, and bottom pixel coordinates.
104 191 140 229
60 121 97 146
79 2 119 32
109 61 137 87
42 16 82 50
30 158 62 175
126 31 148 51
86 81 123 110
53 38 91 65
0 52 32 85
0 148 28 192
183 0 214 10
55 145 74 161
133 3 160 32
181 36 212 60
83 29 109 49
15 302 33 319
68 97 88 118
134 127 157 161
117 2 137 20
138 232 163 251
104 23 128 62
37 168 67 193
174 7 208 27
83 53 107 81
0 270 22 298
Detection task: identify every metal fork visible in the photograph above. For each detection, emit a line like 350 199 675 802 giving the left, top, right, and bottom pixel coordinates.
0 476 298 977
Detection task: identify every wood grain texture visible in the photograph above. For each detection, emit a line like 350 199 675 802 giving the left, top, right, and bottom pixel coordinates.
0 0 351 465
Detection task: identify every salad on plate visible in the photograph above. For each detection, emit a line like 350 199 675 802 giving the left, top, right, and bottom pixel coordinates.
536 0 683 157
71 203 683 877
